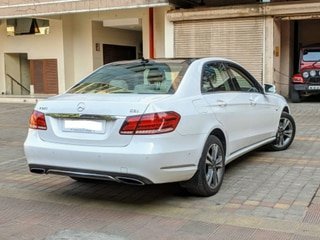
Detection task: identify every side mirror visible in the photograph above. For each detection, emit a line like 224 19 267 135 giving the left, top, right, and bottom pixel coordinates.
264 84 276 94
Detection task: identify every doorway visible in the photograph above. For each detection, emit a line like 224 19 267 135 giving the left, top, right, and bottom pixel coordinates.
103 44 137 64
4 53 31 95
278 18 320 98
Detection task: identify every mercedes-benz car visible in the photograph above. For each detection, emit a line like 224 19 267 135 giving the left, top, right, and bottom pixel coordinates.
24 58 296 197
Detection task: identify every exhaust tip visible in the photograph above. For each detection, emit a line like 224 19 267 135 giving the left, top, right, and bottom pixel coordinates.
30 168 46 174
116 177 145 185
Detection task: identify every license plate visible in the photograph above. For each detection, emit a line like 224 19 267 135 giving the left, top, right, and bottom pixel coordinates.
308 85 320 90
63 119 105 133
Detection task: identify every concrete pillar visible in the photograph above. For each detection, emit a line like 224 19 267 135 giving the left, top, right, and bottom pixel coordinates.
273 19 281 92
164 8 174 58
0 23 5 94
279 20 293 97
62 15 75 89
263 16 275 85
154 6 173 58
72 14 94 83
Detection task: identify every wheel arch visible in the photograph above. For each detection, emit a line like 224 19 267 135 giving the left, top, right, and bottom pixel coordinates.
209 128 227 156
282 106 290 114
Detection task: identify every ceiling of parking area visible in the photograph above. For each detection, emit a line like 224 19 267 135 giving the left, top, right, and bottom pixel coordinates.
172 0 306 7
0 0 170 19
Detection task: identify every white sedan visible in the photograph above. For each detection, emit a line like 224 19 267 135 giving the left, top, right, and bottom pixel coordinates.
24 58 295 196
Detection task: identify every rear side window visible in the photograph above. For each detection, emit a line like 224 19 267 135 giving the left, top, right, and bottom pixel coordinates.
67 60 189 94
229 67 260 93
201 62 233 93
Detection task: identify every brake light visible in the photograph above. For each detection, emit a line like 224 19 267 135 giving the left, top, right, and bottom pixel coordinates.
120 111 180 135
29 110 47 130
292 74 305 83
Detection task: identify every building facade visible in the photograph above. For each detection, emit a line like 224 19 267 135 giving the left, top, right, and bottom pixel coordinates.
169 0 320 98
0 0 319 98
0 0 176 96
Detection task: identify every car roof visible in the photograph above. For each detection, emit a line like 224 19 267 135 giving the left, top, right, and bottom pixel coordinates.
106 57 238 65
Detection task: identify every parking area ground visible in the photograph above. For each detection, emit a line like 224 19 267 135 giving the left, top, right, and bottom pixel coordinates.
0 102 320 240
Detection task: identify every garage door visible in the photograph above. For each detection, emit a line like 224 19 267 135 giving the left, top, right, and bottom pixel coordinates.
174 17 264 82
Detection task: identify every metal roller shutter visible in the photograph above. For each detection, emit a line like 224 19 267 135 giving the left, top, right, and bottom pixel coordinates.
174 17 264 82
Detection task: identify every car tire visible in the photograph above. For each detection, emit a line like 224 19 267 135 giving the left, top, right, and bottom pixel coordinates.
180 135 225 197
267 112 296 151
290 87 301 103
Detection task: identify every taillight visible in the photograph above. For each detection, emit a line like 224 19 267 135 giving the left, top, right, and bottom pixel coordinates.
292 74 305 84
120 111 180 135
29 110 47 130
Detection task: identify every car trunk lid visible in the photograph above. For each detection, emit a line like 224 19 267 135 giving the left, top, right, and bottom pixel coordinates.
35 94 169 147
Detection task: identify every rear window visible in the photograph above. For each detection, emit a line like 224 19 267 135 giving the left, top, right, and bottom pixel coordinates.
67 60 190 94
302 49 320 62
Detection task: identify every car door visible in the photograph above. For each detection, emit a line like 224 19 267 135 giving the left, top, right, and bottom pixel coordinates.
227 63 279 145
201 61 254 156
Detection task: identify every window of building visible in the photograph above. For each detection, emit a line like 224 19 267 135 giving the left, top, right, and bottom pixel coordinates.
7 18 49 36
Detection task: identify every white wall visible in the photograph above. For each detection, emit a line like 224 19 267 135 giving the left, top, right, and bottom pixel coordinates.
62 14 75 90
273 19 281 92
0 18 65 94
4 54 20 94
90 8 150 58
279 20 293 98
0 6 170 93
154 6 173 58
92 21 142 70
63 8 149 86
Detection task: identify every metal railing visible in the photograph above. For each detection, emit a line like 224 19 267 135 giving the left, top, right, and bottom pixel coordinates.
6 74 30 94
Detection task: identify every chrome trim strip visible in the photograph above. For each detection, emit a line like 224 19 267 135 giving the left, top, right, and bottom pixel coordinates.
160 164 196 170
46 113 122 121
47 169 118 181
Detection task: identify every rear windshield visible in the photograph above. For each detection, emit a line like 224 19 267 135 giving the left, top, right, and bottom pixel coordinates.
67 60 190 94
302 49 320 62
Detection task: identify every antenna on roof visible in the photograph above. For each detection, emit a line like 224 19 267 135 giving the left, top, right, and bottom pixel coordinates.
141 57 149 64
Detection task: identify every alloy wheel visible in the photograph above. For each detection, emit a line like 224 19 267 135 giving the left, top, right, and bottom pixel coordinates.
205 143 223 188
274 116 294 148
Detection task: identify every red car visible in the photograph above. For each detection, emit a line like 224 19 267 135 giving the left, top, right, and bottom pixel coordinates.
291 44 320 102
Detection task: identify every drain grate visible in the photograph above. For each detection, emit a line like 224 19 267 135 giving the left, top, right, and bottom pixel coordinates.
303 204 320 224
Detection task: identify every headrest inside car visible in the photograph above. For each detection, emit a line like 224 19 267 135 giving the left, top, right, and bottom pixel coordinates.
147 68 164 84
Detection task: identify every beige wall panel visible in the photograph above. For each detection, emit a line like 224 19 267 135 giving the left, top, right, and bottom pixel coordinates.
92 21 142 70
62 14 75 90
273 19 281 90
0 18 65 94
4 54 20 94
279 20 293 98
71 14 93 83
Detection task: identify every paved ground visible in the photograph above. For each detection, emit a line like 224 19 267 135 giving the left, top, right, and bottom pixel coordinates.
0 102 320 240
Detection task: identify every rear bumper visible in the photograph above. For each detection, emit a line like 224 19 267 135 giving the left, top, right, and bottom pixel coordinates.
29 164 153 185
24 130 205 184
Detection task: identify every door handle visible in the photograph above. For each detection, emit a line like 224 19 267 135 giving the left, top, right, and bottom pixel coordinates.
217 100 227 107
249 99 257 106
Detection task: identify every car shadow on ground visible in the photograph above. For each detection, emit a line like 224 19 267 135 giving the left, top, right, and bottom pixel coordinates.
46 151 257 206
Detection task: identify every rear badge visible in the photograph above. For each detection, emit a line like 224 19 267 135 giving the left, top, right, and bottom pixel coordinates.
77 102 85 112
130 109 139 113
